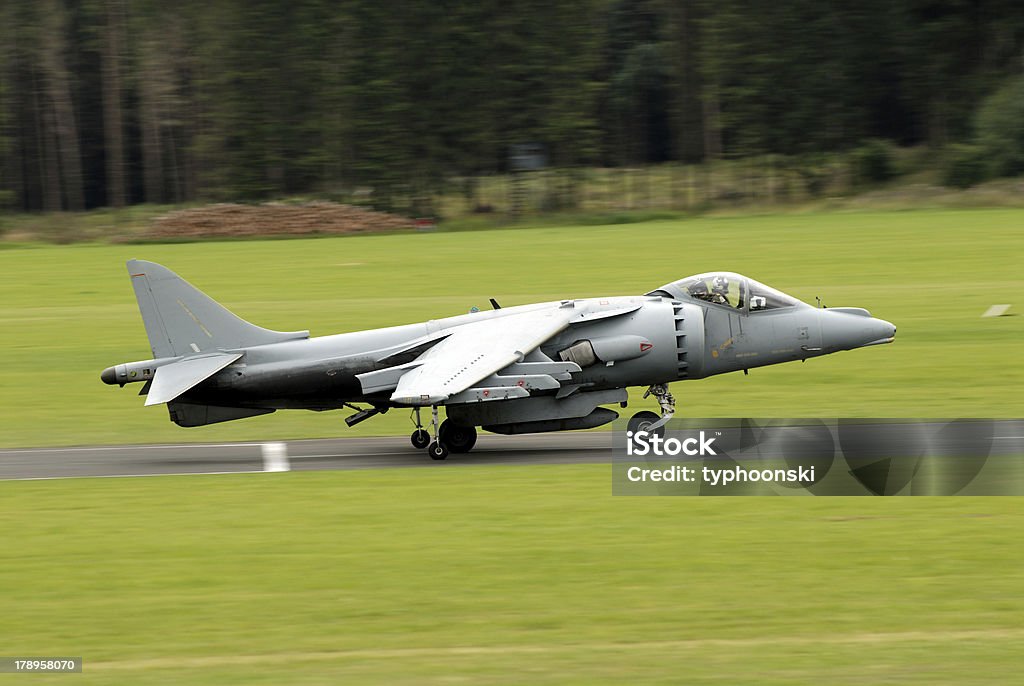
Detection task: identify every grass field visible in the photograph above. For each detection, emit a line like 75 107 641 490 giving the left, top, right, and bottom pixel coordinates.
2 467 1023 685
1 208 1022 685
1 207 1021 447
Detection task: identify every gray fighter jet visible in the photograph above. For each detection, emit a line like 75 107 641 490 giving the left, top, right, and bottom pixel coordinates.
102 261 895 459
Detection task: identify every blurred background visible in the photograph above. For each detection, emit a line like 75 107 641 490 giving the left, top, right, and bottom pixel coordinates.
1 0 1024 227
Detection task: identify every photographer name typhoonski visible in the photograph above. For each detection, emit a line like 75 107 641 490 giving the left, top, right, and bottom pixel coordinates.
626 464 816 485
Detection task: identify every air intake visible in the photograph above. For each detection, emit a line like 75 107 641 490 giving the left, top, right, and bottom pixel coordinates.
672 301 689 379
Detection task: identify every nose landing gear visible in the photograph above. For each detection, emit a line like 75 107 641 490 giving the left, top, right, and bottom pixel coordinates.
627 410 664 437
629 384 676 437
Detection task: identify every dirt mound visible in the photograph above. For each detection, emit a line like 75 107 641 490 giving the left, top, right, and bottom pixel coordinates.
148 202 415 239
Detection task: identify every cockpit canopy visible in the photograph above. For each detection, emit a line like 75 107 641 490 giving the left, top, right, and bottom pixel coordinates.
648 272 804 312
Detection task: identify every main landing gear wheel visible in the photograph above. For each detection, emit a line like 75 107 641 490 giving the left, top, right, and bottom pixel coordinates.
410 429 430 449
628 410 665 439
427 441 449 460
439 420 477 454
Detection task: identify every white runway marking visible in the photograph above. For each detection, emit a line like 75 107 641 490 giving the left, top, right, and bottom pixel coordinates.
982 304 1012 318
261 442 290 472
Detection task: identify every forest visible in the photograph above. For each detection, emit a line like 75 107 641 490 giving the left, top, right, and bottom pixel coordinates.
2 0 1024 213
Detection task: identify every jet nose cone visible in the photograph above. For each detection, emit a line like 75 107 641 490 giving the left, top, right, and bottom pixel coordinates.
864 318 897 346
819 310 896 352
101 366 117 385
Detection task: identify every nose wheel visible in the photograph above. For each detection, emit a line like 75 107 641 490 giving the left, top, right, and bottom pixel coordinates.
635 384 676 435
628 410 665 439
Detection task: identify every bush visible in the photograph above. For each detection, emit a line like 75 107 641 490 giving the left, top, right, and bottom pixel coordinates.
851 139 895 184
941 144 989 188
975 76 1024 178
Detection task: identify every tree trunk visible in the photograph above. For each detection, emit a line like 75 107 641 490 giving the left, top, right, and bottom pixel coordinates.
102 0 126 207
31 67 61 212
138 36 165 204
701 87 722 161
39 0 83 211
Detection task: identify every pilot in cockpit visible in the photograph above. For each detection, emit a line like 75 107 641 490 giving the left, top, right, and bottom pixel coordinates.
709 276 731 306
686 276 730 306
688 279 712 302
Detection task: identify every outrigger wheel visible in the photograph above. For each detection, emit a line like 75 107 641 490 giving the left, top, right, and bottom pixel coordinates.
439 420 477 454
410 429 431 449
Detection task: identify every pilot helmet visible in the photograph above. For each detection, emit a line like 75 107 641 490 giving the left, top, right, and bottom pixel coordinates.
688 280 709 295
711 275 729 293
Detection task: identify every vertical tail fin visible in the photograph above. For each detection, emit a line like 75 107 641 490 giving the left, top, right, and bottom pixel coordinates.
127 260 308 358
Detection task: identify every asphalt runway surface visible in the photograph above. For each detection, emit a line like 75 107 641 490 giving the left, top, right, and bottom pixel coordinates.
1 421 1022 481
0 433 612 480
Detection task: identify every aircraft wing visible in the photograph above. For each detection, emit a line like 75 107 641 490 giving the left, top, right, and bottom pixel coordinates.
389 305 576 405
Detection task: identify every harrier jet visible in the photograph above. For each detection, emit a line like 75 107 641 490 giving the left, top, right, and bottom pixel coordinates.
102 262 895 459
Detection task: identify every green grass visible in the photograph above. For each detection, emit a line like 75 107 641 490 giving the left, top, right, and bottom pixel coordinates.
2 209 1022 683
0 207 1022 447
1 467 1022 684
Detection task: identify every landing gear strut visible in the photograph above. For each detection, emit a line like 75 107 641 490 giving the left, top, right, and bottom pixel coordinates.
410 407 430 449
425 406 449 460
410 407 478 458
630 383 675 436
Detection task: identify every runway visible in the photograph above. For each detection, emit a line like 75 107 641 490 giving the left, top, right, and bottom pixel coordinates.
1 421 1021 481
0 433 613 480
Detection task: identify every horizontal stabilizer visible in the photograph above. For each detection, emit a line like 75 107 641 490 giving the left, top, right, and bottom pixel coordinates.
145 353 242 406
